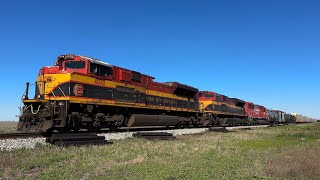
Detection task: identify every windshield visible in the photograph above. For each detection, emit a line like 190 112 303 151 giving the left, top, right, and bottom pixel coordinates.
65 61 85 69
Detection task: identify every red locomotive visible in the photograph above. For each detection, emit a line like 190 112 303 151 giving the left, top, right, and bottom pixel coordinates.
244 102 269 125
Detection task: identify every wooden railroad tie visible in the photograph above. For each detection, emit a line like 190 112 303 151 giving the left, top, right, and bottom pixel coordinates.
132 132 176 140
46 133 112 146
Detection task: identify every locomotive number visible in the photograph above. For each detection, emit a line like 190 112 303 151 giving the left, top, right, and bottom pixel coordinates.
94 79 105 86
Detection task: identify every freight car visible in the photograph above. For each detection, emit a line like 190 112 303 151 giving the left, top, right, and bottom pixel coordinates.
267 110 285 125
267 110 301 125
284 113 296 124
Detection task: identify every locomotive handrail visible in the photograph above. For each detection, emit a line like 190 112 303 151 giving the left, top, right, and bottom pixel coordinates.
51 90 57 101
57 86 68 117
57 86 67 100
51 90 57 115
20 82 37 116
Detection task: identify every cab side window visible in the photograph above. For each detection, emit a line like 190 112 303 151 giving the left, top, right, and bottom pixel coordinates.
204 93 214 98
132 71 141 82
90 63 113 77
65 61 85 69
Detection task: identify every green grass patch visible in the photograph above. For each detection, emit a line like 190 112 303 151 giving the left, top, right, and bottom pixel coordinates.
238 138 296 150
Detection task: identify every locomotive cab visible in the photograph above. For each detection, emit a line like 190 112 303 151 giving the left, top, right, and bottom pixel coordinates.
55 54 114 78
18 54 115 133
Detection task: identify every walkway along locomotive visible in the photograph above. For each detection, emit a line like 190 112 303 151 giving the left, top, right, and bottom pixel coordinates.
18 54 292 133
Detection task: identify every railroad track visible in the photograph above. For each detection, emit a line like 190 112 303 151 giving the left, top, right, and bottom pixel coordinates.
0 125 270 140
0 125 270 150
0 133 43 140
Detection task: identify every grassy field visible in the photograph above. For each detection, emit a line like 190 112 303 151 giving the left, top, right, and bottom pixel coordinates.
0 123 320 179
0 121 17 133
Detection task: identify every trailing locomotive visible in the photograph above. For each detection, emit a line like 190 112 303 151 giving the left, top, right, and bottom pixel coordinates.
199 91 246 126
18 54 309 133
198 91 269 126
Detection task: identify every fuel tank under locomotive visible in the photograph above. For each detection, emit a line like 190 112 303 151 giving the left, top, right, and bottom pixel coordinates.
128 114 180 127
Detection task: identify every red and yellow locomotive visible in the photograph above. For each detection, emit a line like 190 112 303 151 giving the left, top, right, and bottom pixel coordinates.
18 54 199 132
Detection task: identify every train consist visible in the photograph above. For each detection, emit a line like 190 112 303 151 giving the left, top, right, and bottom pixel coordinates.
17 54 316 133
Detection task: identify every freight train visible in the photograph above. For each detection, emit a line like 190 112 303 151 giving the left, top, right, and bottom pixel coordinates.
17 54 313 133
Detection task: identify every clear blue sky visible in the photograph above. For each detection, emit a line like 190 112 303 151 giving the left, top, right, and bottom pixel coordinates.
0 0 319 121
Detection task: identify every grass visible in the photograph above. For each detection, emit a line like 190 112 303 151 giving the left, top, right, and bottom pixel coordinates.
0 121 17 133
1 123 320 179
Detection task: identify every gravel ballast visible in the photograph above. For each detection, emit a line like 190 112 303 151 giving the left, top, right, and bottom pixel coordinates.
0 125 268 151
98 128 210 140
0 138 47 151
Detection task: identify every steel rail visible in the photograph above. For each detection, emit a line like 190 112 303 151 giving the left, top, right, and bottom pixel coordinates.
0 133 43 140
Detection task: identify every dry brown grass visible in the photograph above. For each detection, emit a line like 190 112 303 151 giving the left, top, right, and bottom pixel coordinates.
265 146 320 179
0 121 17 133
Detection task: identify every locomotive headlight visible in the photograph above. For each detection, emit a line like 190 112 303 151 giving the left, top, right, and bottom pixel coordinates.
59 102 65 106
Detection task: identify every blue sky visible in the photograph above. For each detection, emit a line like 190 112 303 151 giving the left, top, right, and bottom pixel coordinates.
0 0 319 121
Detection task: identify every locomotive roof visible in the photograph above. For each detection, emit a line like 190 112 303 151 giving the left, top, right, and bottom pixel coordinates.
80 56 113 67
164 82 198 91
